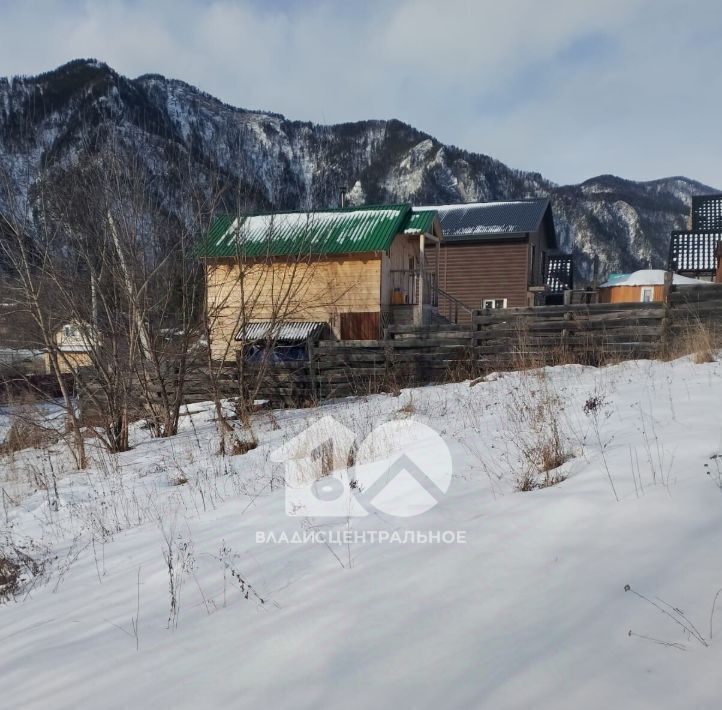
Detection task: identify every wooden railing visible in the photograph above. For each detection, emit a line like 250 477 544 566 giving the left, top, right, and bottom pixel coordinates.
434 284 473 324
389 269 473 324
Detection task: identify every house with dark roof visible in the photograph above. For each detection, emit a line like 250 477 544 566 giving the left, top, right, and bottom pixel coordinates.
669 194 722 280
197 204 442 356
418 198 570 317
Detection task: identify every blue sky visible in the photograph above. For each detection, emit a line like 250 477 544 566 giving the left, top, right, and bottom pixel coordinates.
1 0 721 187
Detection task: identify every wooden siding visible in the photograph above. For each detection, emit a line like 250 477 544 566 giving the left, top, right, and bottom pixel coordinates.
47 351 92 374
380 233 422 305
206 256 382 357
598 285 665 303
427 241 530 319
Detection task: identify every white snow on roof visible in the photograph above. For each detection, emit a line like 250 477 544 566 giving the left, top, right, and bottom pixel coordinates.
444 224 518 235
413 201 527 213
600 269 713 288
217 209 400 247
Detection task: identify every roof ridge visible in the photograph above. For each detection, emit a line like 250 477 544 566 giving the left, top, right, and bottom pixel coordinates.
217 203 412 219
414 197 549 211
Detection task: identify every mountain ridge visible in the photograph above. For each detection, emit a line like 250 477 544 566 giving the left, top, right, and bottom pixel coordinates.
0 59 717 279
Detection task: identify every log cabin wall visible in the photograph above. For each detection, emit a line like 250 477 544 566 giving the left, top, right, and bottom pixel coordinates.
206 255 382 357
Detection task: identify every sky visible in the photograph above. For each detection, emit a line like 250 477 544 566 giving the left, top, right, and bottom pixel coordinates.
1 0 721 187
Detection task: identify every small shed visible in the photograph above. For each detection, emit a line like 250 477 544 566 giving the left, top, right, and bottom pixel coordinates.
236 321 330 362
599 269 710 303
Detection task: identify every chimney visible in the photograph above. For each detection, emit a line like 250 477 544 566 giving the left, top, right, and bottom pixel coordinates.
339 186 347 208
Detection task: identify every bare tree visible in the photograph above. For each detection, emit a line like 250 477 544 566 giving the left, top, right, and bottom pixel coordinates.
201 208 350 454
0 152 88 467
1 102 350 462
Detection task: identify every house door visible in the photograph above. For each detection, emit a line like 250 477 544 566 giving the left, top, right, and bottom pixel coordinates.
340 312 380 340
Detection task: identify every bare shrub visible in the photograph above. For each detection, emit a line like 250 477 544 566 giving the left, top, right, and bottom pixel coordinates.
666 317 719 363
167 472 189 487
461 366 575 494
442 346 483 385
506 371 572 490
0 556 20 597
0 408 59 454
0 541 44 601
161 530 194 630
517 378 570 469
397 394 416 416
688 321 717 364
231 435 258 456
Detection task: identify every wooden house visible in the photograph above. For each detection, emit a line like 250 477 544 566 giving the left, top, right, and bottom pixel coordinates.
669 194 722 280
598 270 710 303
199 205 442 358
45 323 95 373
420 198 570 320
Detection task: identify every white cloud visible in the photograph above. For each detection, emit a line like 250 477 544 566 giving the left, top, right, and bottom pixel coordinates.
0 0 720 187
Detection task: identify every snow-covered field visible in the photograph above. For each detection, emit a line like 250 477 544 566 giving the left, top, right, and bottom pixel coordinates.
2 357 722 709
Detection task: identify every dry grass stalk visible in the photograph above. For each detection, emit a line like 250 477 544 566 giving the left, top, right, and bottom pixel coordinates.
665 317 719 363
0 407 59 454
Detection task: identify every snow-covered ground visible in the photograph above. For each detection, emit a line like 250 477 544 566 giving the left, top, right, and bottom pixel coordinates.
2 357 722 709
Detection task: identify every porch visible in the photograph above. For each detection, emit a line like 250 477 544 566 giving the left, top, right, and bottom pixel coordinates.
384 269 472 328
382 227 473 327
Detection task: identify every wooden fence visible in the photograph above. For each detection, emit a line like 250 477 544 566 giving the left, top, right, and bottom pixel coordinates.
292 285 722 403
311 325 474 401
73 285 722 413
470 301 666 367
469 284 722 368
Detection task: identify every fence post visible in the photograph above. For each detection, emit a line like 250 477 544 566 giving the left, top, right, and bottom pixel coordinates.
663 269 673 304
306 336 316 403
660 300 672 359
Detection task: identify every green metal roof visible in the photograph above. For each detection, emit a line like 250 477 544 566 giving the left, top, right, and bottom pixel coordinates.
198 204 427 258
403 210 437 235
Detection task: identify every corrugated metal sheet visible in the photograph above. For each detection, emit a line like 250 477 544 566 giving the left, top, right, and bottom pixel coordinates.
670 231 722 274
200 205 411 258
402 210 436 235
235 321 327 343
417 199 550 241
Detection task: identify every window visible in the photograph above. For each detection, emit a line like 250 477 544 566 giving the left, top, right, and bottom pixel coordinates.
482 298 507 309
640 287 654 303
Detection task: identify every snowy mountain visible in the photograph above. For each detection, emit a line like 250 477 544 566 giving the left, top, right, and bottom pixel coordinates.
0 59 716 279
